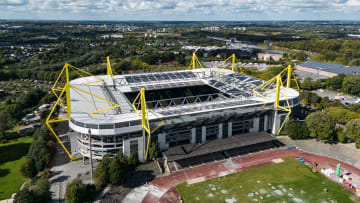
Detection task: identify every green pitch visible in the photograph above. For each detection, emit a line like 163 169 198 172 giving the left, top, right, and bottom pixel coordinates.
176 157 356 203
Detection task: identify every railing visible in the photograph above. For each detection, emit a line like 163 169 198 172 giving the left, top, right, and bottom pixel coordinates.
134 93 228 109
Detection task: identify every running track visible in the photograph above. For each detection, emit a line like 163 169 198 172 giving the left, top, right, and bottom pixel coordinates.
140 148 360 203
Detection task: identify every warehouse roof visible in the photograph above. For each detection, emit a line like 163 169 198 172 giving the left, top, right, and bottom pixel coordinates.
299 61 360 75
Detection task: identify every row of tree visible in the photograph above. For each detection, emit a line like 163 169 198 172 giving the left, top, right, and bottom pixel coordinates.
287 110 360 147
20 127 57 178
301 74 360 97
275 39 360 66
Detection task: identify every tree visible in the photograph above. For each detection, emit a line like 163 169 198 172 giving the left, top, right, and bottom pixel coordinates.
128 153 139 168
345 119 360 148
325 74 345 90
324 107 360 124
32 178 51 203
65 179 87 203
109 159 127 185
301 77 313 90
93 156 111 188
341 75 360 96
149 141 160 160
286 120 309 139
319 97 331 109
14 189 35 203
349 104 360 114
26 127 52 175
310 94 321 105
305 112 335 140
0 111 9 135
20 158 36 178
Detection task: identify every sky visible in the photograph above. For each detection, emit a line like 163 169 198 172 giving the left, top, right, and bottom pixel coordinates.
1 0 360 21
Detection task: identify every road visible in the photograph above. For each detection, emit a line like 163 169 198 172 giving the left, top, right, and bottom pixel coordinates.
313 89 360 105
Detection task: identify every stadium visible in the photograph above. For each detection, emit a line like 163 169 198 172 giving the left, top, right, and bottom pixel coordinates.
46 54 300 165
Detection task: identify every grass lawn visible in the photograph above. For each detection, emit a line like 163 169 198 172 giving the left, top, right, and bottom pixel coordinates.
0 136 32 200
176 158 356 203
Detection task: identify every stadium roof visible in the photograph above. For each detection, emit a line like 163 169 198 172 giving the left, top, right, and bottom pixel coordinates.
68 68 299 125
299 61 360 75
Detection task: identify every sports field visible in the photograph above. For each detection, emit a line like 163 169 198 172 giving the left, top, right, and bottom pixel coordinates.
0 137 32 200
176 157 356 203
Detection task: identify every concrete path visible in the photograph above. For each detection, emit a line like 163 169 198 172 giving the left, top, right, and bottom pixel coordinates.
277 136 360 168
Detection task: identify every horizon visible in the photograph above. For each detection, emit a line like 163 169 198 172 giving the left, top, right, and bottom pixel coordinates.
2 0 360 21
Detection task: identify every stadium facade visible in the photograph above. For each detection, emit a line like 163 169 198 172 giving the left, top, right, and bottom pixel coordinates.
68 68 300 161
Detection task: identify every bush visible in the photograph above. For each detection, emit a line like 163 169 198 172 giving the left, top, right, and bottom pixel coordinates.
20 158 36 178
336 128 347 143
32 178 51 203
128 153 139 168
149 141 160 161
14 178 51 203
39 168 52 179
337 133 346 143
14 189 35 203
65 179 87 203
356 142 360 149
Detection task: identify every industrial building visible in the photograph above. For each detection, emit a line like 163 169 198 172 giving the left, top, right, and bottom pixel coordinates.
257 53 283 62
46 56 300 164
296 61 360 79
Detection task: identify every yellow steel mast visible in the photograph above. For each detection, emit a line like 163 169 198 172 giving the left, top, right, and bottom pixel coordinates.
189 52 203 70
215 53 243 74
46 62 121 161
252 65 299 135
132 88 164 161
107 56 114 80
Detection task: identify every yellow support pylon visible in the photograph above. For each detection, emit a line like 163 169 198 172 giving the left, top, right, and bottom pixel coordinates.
132 88 164 161
189 52 203 70
287 65 292 88
46 62 121 161
215 53 243 74
107 56 114 80
252 65 299 135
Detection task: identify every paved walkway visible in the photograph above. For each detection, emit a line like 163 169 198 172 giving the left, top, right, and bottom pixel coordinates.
278 136 360 168
124 148 360 203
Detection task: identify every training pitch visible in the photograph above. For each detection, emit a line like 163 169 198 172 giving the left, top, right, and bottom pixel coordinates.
175 158 355 203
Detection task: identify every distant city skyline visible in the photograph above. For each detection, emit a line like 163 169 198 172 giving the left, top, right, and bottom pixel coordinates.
1 0 360 21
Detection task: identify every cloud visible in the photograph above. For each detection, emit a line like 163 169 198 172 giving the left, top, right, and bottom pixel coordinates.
1 0 360 20
0 0 28 6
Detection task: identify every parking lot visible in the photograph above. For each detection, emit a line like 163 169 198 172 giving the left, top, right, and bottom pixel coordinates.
313 89 360 105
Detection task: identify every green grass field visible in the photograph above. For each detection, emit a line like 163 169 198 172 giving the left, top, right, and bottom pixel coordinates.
176 158 356 203
0 136 32 200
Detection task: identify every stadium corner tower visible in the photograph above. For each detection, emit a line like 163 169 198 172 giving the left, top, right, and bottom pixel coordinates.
68 68 299 161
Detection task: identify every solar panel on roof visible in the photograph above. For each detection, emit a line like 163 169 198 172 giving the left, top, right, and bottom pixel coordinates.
153 74 163 80
253 81 263 86
140 75 150 82
162 74 170 80
168 73 177 79
147 75 156 81
174 72 185 79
